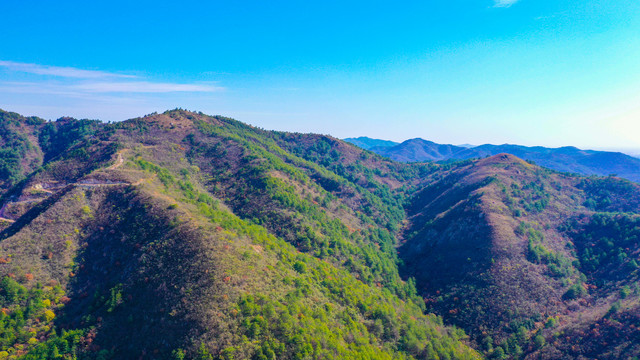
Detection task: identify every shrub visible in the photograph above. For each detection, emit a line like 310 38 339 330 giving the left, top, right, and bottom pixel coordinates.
563 283 586 300
44 310 55 322
293 261 306 274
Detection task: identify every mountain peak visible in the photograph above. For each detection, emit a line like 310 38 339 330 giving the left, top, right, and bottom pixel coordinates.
477 153 532 167
371 138 465 162
123 109 226 131
403 138 437 145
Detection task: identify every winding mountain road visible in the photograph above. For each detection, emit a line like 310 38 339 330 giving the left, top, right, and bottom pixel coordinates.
0 150 139 224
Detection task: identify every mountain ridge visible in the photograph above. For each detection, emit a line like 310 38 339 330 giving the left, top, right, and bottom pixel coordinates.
0 109 639 359
0 109 481 360
344 137 640 182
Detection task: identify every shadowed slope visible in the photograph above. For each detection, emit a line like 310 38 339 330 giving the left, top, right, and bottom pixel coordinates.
400 154 640 359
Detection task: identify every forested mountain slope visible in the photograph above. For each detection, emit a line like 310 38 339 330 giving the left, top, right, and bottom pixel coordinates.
1 108 639 360
0 109 479 360
400 154 640 359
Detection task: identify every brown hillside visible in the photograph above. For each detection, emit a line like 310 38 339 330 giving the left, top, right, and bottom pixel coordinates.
0 109 481 360
400 154 640 359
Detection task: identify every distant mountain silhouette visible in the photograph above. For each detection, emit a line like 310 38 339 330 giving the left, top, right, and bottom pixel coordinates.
349 138 640 182
343 136 398 150
374 138 466 162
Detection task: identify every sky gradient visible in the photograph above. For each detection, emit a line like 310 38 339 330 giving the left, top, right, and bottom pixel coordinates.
1 0 640 150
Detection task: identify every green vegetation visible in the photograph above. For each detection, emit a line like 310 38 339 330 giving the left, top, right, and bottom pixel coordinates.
128 154 478 359
0 110 484 359
0 276 87 359
501 178 551 217
38 117 103 162
568 213 640 285
514 222 575 279
0 111 42 188
1 108 640 359
187 117 423 300
579 177 640 213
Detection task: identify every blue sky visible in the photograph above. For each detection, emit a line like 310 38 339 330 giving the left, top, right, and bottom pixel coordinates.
1 0 640 150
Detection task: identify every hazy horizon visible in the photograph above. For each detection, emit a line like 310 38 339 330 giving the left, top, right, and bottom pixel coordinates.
343 135 640 156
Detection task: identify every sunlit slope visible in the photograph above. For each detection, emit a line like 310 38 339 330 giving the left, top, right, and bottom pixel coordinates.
0 110 480 360
4 108 639 360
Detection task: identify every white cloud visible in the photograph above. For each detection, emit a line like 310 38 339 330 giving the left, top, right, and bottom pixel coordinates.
0 81 222 97
0 60 225 120
494 0 519 8
0 61 223 94
74 81 222 93
0 60 135 79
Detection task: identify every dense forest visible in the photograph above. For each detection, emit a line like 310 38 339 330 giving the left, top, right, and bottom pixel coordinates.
0 108 638 359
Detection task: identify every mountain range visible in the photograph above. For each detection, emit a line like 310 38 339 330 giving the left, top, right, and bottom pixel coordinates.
0 109 639 359
344 137 640 182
